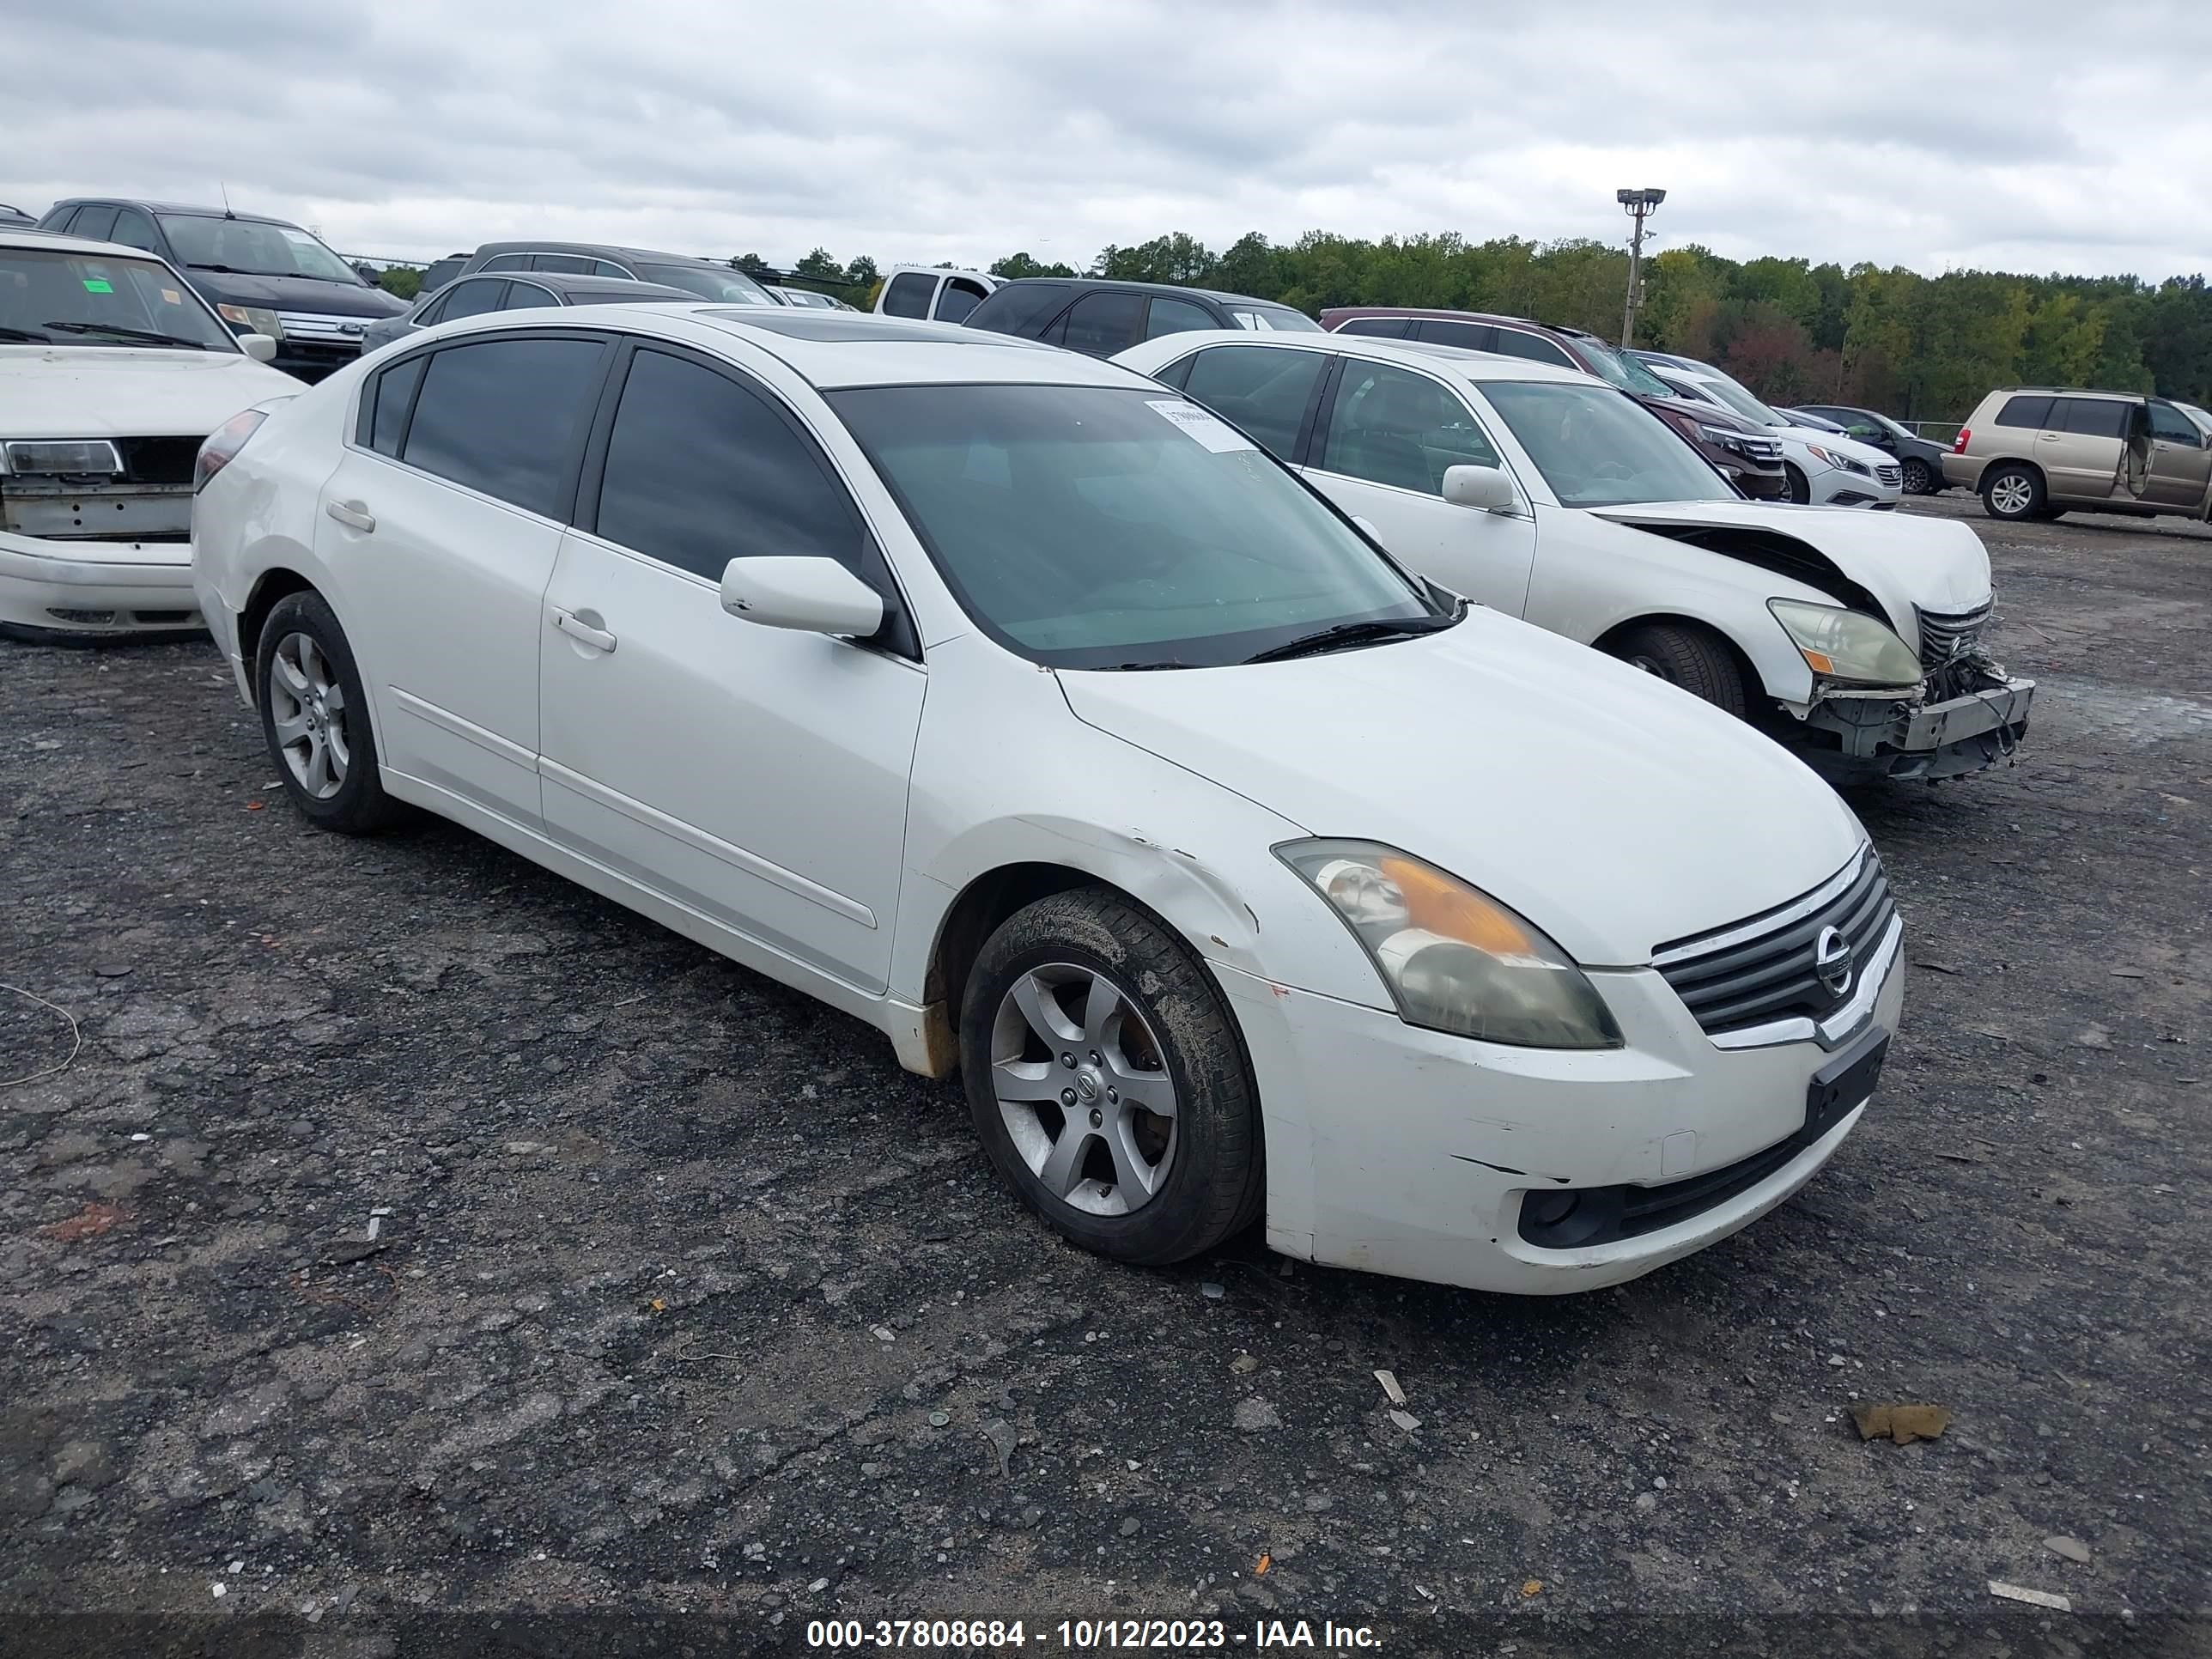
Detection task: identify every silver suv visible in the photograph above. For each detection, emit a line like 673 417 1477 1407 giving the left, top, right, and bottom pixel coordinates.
1945 387 2212 523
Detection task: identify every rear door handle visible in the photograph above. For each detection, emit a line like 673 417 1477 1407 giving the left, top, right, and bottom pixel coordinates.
325 499 376 532
2035 432 2061 442
553 608 617 653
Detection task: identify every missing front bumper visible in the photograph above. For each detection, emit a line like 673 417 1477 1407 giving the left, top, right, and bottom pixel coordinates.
1796 677 2036 782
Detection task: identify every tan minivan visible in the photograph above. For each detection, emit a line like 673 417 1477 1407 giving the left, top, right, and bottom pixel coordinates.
1945 387 2212 523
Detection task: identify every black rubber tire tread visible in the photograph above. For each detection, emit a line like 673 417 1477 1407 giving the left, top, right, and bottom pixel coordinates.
1981 464 2045 522
1609 622 1750 720
960 884 1262 1267
255 590 405 836
1783 463 1812 505
1901 458 1936 495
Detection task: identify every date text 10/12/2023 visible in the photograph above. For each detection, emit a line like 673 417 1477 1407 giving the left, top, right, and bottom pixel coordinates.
804 1618 1384 1650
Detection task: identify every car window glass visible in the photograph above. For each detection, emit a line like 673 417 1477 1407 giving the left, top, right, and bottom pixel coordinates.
882 272 934 318
401 337 605 517
368 355 427 457
1995 394 2055 429
1486 327 1577 368
70 206 118 242
1181 345 1326 459
436 279 506 320
964 282 1072 337
1321 361 1498 493
1144 295 1216 340
589 260 630 278
2148 401 2199 443
1413 319 1493 352
1335 317 1411 338
1060 291 1146 356
2056 398 2127 438
480 253 532 272
595 348 868 582
501 282 557 310
934 278 989 324
532 254 592 274
107 208 159 252
1152 355 1196 391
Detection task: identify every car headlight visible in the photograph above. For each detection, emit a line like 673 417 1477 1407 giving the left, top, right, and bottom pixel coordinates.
216 304 284 338
1805 444 1869 477
1277 840 1623 1049
1768 599 1922 687
1698 422 1750 456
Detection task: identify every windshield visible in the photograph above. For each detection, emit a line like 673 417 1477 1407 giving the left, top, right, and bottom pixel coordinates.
1480 380 1736 508
1574 336 1677 400
829 384 1443 668
1680 374 1785 428
158 214 363 284
1231 307 1323 333
1868 411 1917 442
0 246 238 350
637 264 776 305
2180 403 2212 436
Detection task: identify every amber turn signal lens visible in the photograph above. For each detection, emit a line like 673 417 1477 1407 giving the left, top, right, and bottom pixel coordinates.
1379 857 1535 954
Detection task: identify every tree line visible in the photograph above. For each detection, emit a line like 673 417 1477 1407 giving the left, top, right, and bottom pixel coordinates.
725 232 2212 422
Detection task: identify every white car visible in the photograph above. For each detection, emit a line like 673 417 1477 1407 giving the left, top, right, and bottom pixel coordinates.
1114 329 2031 784
1 227 300 640
769 286 857 311
1633 354 1902 508
873 265 1000 324
193 304 1903 1297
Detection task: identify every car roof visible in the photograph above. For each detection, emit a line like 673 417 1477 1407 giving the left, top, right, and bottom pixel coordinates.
1990 386 2137 400
459 271 698 300
469 240 732 270
2 226 173 259
58 198 302 225
994 276 1304 311
1328 306 1599 341
1130 326 1599 388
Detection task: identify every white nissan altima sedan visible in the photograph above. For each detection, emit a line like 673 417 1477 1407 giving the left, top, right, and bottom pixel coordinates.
191 304 1904 1295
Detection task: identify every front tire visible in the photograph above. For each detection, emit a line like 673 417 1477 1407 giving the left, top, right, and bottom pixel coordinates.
1901 458 1936 495
1981 464 2045 522
959 887 1262 1267
1608 622 1750 720
255 590 403 835
1783 463 1812 505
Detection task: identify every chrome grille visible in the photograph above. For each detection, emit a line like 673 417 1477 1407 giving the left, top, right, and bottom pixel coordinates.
1741 436 1784 463
1653 849 1896 1038
1875 463 1902 489
274 311 373 345
1916 600 1992 670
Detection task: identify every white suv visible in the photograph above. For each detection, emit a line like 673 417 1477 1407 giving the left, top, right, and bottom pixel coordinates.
192 303 1900 1296
1636 353 1902 509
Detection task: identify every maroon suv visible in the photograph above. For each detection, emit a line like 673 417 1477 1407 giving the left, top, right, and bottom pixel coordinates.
1320 307 1790 500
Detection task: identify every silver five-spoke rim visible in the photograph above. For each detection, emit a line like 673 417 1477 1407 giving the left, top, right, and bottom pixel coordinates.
1990 474 2033 515
270 631 349 800
991 963 1178 1217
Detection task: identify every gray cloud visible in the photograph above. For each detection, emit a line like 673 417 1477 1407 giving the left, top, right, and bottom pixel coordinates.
3 0 2207 281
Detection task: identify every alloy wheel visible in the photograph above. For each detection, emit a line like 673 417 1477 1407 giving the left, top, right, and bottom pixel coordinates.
990 963 1178 1217
269 630 350 799
1990 473 2033 516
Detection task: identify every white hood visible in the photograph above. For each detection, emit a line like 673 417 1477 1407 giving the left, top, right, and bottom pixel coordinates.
1057 608 1866 966
1587 497 1993 648
0 346 299 441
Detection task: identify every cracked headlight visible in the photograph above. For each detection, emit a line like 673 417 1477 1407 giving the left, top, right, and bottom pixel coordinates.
1769 599 1922 687
1278 841 1622 1049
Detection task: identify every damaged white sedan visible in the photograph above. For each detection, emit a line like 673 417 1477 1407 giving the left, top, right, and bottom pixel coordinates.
1115 330 2032 784
194 306 1901 1295
1 226 298 640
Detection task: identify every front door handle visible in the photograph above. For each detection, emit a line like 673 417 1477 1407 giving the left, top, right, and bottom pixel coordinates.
553 608 617 653
325 499 376 532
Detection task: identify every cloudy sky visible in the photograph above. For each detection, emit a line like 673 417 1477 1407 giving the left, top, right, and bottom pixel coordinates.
5 0 2208 282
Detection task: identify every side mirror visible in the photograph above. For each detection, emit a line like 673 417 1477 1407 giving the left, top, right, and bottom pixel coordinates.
720 556 884 638
1442 463 1518 514
240 333 278 363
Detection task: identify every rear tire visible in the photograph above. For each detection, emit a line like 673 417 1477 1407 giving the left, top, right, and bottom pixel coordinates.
1981 464 2044 522
959 886 1262 1267
255 591 404 835
1901 458 1936 495
1783 463 1812 505
1609 622 1750 720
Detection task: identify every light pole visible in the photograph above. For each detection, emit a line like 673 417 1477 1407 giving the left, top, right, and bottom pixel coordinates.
1616 187 1666 348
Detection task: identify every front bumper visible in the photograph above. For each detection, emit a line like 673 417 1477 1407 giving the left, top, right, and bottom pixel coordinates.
0 532 204 639
1799 676 2035 782
1806 464 1903 509
1212 936 1905 1296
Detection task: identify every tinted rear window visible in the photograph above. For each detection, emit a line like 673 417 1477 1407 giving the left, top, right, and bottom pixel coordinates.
2054 397 2128 438
1994 395 2055 429
402 337 606 517
882 272 934 319
964 282 1075 337
368 355 427 457
1413 319 1492 351
1487 327 1577 368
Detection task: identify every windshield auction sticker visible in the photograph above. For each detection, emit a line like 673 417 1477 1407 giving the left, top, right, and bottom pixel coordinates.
1147 398 1256 453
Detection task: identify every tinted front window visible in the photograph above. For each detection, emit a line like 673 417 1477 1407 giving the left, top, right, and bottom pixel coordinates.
532 254 592 274
434 279 505 321
636 264 774 306
108 208 160 252
966 282 1073 337
69 207 118 242
1181 344 1325 459
1144 295 1216 340
401 337 605 516
1995 394 2055 429
882 272 934 318
1413 319 1492 352
1481 380 1734 507
829 384 1437 668
480 254 532 272
1487 328 1577 369
935 279 989 324
2147 401 2197 443
1321 362 1498 493
1336 317 1411 339
157 215 362 284
594 349 866 582
368 355 426 457
501 282 557 310
0 245 237 350
1059 291 1146 356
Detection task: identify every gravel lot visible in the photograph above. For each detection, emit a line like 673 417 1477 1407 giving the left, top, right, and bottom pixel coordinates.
3 496 2208 1656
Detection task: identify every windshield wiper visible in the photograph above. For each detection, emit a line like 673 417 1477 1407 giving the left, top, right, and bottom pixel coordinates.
1103 659 1198 671
1240 613 1459 665
42 320 209 349
0 326 52 342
